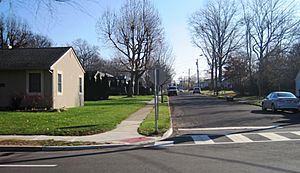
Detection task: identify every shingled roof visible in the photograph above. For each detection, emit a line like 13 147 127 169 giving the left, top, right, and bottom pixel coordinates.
0 47 72 70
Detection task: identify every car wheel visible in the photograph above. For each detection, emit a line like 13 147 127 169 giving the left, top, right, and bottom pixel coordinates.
271 104 277 113
262 103 267 111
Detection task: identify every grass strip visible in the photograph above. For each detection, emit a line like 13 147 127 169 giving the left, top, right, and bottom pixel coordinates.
138 97 171 136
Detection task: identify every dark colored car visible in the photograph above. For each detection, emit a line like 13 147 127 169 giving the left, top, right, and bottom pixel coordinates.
167 86 177 96
262 91 300 113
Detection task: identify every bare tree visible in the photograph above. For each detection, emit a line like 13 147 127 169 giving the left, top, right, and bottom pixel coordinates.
26 34 52 48
0 15 30 48
97 0 163 97
0 15 52 49
241 0 255 91
248 0 300 96
71 39 102 71
189 0 241 95
153 42 175 101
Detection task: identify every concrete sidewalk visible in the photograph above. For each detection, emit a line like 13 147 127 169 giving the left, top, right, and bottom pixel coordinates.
0 100 167 146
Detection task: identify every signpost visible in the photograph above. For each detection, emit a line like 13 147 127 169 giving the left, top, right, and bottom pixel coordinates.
154 68 159 134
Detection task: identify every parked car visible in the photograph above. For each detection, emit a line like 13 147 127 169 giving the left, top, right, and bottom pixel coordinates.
178 88 184 93
262 91 300 113
167 86 177 96
193 87 201 94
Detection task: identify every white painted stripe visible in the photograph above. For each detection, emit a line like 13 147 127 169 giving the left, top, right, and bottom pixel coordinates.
0 165 57 168
291 131 300 136
167 138 300 147
154 141 174 147
259 133 290 141
226 134 253 143
178 125 278 131
191 135 215 144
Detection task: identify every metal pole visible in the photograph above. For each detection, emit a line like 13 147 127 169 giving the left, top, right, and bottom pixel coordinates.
188 68 190 89
154 68 159 134
196 59 200 88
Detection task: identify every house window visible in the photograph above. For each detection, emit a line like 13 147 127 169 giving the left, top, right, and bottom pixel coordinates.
58 73 62 94
28 73 41 93
79 77 83 94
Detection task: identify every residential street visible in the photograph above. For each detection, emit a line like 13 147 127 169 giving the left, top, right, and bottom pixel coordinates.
1 94 300 173
170 94 300 134
0 141 300 173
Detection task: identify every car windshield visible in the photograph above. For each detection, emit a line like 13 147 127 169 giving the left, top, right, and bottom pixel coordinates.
168 87 177 90
277 92 296 98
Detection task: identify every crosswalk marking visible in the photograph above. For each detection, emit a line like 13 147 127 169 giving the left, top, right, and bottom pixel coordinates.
153 132 300 148
178 125 278 131
257 133 290 141
191 135 215 144
226 134 253 143
291 131 300 136
154 141 174 147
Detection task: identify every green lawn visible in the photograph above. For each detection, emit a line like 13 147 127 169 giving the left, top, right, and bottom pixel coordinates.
138 97 171 136
0 96 153 136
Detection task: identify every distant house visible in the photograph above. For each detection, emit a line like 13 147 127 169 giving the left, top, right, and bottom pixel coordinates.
0 47 85 109
295 70 300 97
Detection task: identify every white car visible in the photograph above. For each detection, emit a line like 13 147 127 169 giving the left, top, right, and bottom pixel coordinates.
262 91 300 113
193 87 201 94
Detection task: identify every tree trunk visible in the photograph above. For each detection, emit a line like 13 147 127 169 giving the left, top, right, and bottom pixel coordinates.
214 56 218 95
210 67 214 91
218 58 223 92
127 73 134 97
134 76 140 95
160 86 164 103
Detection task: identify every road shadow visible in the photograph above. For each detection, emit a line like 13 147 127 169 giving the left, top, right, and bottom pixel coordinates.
0 145 166 165
162 150 299 173
251 110 300 128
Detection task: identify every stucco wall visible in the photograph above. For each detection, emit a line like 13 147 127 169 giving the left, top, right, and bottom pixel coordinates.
51 49 84 109
0 70 26 107
0 70 52 108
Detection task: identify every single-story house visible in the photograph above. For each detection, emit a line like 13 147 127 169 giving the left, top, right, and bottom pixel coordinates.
0 47 85 109
295 70 300 97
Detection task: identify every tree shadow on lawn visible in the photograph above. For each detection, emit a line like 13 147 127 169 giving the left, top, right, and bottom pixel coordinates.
58 125 98 130
85 101 148 107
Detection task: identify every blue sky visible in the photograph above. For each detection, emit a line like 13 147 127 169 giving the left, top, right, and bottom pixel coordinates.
0 0 209 80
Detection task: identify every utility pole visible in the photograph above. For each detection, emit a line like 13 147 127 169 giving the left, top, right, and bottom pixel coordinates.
196 59 200 88
188 68 190 89
154 68 159 134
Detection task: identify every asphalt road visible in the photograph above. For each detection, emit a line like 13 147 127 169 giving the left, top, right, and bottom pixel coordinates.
170 93 300 135
1 141 300 173
1 94 300 173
